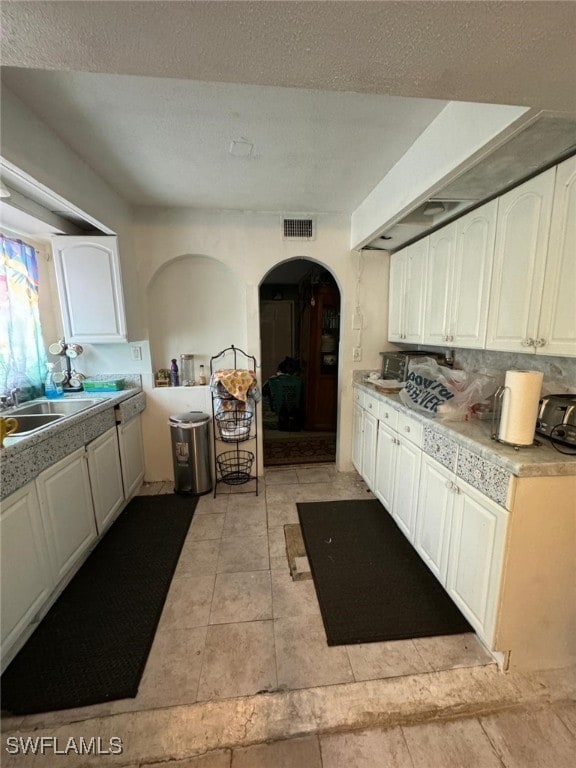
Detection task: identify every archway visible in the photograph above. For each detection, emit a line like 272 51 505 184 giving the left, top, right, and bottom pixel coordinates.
259 259 341 467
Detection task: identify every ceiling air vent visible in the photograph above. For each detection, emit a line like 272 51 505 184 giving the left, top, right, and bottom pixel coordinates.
283 216 315 241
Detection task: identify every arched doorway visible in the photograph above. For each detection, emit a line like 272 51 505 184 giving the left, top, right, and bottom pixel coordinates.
259 259 340 467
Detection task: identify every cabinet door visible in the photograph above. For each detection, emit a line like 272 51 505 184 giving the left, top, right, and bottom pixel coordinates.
404 239 428 343
391 436 422 543
118 414 145 499
450 200 497 348
52 235 127 343
87 426 125 533
374 421 397 513
422 223 456 346
388 250 406 342
485 168 556 352
36 447 97 583
361 410 378 490
536 156 576 356
352 401 363 473
414 454 454 584
446 480 508 645
1 482 54 662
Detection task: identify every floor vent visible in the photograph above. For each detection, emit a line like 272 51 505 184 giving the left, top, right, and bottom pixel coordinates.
283 217 315 240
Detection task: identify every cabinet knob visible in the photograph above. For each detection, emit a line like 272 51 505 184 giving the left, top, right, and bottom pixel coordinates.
384 413 389 419
405 426 410 433
445 480 453 489
534 338 546 347
522 337 535 347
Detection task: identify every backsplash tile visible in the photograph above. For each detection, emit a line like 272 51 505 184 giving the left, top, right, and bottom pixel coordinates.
453 350 576 394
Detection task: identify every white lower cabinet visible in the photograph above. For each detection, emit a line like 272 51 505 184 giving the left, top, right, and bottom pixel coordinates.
87 426 125 533
360 410 378 489
414 455 454 583
0 482 54 664
391 435 422 542
36 446 98 584
446 481 508 645
374 411 422 543
352 401 363 472
117 413 145 499
415 453 508 644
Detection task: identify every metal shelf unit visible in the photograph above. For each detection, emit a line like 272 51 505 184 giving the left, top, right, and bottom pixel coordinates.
210 345 259 497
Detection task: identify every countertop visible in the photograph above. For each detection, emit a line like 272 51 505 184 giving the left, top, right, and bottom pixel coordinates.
0 387 145 500
354 379 576 478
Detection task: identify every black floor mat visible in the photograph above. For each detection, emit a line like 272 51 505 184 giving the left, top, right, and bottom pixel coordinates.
1 493 197 715
298 498 472 646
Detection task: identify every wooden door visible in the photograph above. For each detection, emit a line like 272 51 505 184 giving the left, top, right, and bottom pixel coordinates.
259 300 294 383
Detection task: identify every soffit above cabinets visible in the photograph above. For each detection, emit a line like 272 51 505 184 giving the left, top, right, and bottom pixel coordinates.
365 112 576 252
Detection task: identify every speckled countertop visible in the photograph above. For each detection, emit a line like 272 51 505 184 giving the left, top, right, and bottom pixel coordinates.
1 387 145 500
354 379 576 479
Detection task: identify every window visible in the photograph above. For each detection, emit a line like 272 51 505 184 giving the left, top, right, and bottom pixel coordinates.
0 235 47 397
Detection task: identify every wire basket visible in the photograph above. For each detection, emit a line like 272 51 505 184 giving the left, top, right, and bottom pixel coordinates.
215 408 253 442
216 450 255 485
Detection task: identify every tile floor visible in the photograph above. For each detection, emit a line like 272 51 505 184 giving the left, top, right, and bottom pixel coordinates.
1 464 495 733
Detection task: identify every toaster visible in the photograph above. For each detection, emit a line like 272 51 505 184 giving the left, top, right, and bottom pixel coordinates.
535 394 576 445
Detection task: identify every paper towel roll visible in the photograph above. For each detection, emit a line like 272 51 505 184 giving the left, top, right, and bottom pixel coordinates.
498 370 544 446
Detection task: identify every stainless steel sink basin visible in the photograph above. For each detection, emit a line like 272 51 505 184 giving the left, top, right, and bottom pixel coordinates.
10 414 63 435
12 399 102 416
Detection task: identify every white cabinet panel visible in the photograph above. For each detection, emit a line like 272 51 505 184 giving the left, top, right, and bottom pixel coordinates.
486 168 556 352
391 436 421 542
414 454 453 583
423 224 455 345
388 240 428 343
361 410 378 489
374 421 397 512
87 426 125 534
536 156 576 356
446 479 508 645
52 235 127 343
0 482 54 662
352 401 363 473
423 200 496 348
450 200 497 348
36 447 97 583
118 414 145 499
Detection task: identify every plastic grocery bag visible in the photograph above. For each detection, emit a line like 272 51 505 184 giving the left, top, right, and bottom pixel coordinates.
399 357 499 421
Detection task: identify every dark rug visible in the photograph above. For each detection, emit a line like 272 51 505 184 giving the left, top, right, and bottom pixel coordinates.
297 498 472 646
1 493 197 715
264 435 336 466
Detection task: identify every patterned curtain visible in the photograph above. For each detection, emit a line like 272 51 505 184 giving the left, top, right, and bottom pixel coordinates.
0 235 47 397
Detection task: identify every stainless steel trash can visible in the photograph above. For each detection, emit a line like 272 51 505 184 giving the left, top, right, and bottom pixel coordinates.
169 412 212 495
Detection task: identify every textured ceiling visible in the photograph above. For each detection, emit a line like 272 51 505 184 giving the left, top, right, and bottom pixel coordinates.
1 1 576 213
3 1 575 111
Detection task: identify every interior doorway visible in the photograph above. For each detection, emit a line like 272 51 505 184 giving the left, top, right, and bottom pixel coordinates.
259 260 340 467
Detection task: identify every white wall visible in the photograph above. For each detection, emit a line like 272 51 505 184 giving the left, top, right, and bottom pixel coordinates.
133 207 393 479
147 254 246 375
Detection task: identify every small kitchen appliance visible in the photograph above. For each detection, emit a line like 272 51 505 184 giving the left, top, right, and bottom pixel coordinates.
535 394 576 446
379 351 449 382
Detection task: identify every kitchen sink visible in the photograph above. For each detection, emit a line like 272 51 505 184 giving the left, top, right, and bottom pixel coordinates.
12 398 103 416
9 414 63 435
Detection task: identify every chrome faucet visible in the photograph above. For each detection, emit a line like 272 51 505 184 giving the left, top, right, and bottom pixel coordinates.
0 388 21 409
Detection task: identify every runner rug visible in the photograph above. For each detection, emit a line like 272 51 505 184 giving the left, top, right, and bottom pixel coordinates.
297 498 472 646
1 493 196 715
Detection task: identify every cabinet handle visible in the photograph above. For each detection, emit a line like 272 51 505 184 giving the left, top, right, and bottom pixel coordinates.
384 413 389 419
445 480 453 489
404 426 410 433
522 337 535 347
449 335 454 342
534 338 546 347
453 483 460 494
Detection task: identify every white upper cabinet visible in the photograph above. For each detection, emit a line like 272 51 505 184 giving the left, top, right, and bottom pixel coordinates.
388 238 428 343
423 223 456 346
52 235 127 343
536 156 576 356
423 200 497 348
485 167 556 352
